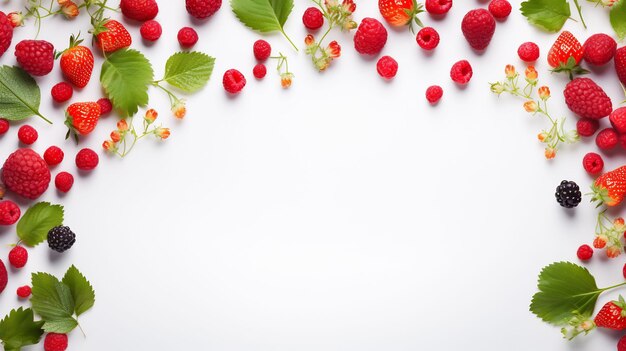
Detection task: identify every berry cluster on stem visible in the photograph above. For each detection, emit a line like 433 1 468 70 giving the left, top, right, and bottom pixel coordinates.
102 109 170 158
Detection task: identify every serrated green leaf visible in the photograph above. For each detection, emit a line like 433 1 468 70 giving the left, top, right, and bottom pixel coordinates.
41 318 78 334
530 262 601 325
30 273 78 334
230 0 297 50
16 202 64 247
162 52 215 93
0 66 48 123
100 49 154 117
610 0 626 40
0 308 44 351
62 265 95 317
520 0 571 32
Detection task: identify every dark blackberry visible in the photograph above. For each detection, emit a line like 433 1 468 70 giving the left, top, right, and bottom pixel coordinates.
47 226 76 253
555 180 582 208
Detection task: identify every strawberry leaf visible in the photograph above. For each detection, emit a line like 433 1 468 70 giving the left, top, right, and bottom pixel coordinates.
0 66 49 124
610 0 626 40
520 0 571 32
100 49 154 117
16 202 64 248
162 52 215 93
61 265 95 317
0 308 44 351
30 273 78 333
230 0 297 50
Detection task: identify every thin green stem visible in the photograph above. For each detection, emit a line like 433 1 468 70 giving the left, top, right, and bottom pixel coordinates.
600 281 626 292
280 29 299 52
572 0 587 29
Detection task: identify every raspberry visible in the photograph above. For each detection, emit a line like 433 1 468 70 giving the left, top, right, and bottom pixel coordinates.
0 118 8 135
54 172 74 193
47 226 76 253
596 128 619 150
488 0 512 20
253 63 267 79
461 9 496 51
583 33 617 66
620 334 626 351
186 0 222 19
51 82 73 103
0 12 13 58
416 27 440 50
8 245 27 268
517 42 540 62
610 107 626 134
353 18 388 55
178 27 198 48
44 333 68 351
576 118 600 137
583 152 604 175
140 20 162 42
16 285 31 298
17 125 37 145
0 200 20 225
97 98 112 116
1 149 50 199
425 85 443 104
223 69 246 94
425 0 452 15
75 148 99 171
253 40 271 61
120 0 158 22
302 7 324 30
44 146 64 166
564 78 612 120
450 60 473 85
14 40 54 76
376 56 398 79
577 244 593 261
616 47 626 87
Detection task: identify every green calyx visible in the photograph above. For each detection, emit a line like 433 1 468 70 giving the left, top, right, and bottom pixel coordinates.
550 56 589 80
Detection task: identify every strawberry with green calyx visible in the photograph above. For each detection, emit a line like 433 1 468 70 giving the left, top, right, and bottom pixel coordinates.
590 165 626 207
65 102 101 142
378 0 425 31
57 33 94 88
595 295 626 330
547 31 588 80
91 19 132 53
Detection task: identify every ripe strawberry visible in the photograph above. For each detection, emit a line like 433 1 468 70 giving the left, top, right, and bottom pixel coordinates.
186 0 222 19
563 78 612 119
592 165 626 207
1 149 51 200
14 40 54 76
65 102 101 138
616 46 626 86
378 0 424 28
461 9 496 51
583 33 617 66
120 0 158 22
93 19 132 53
58 35 94 88
595 296 626 330
8 245 27 268
354 18 388 55
0 11 13 58
547 31 587 78
610 107 626 134
0 259 6 294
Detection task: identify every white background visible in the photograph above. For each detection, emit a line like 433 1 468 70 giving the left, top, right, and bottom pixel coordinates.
0 0 625 350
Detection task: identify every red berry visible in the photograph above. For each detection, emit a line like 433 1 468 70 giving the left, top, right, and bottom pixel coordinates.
583 152 604 175
50 82 73 103
577 244 593 261
75 148 99 171
186 0 222 19
576 118 600 137
43 146 64 166
0 118 8 135
425 85 443 104
253 63 267 79
0 260 6 294
222 69 246 94
376 56 398 79
17 125 37 145
583 33 617 66
16 285 31 298
303 7 324 30
620 334 626 351
253 40 271 61
0 12 13 58
610 107 626 134
354 18 388 55
177 27 198 48
0 200 20 225
120 0 158 22
140 20 162 42
44 333 68 351
425 0 452 15
450 60 473 85
564 78 612 120
517 42 540 62
488 0 511 20
616 47 626 87
596 128 619 150
416 27 440 50
14 40 54 76
8 245 27 268
55 172 74 193
97 98 112 116
461 9 496 51
1 149 51 200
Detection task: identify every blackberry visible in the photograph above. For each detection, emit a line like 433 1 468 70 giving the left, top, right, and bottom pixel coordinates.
47 226 76 253
555 180 582 208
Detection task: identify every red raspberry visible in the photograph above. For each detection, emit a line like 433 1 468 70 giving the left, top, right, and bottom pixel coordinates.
253 40 271 61
51 82 73 103
564 78 612 120
488 0 511 20
1 149 51 199
576 118 600 137
616 47 626 87
583 33 617 66
620 334 626 351
16 285 31 298
0 118 8 135
354 18 388 55
610 107 626 134
75 148 99 171
223 69 246 94
253 64 267 79
596 127 618 150
120 0 158 22
17 125 37 145
8 245 27 268
97 98 112 116
461 9 496 51
55 172 74 193
303 7 324 30
416 27 440 50
178 27 198 48
425 85 443 104
44 333 68 351
577 244 593 261
44 146 64 166
517 42 540 62
0 200 20 225
186 0 222 19
14 40 54 76
450 60 473 85
140 20 162 42
0 12 13 58
425 0 452 15
583 152 604 175
376 56 398 79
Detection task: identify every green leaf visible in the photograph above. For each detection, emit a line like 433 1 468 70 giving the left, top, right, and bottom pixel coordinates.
230 0 297 50
162 52 215 93
0 66 49 123
100 49 154 117
0 308 44 351
16 202 64 247
610 0 626 40
62 265 95 317
30 273 78 333
530 262 602 325
520 0 571 32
